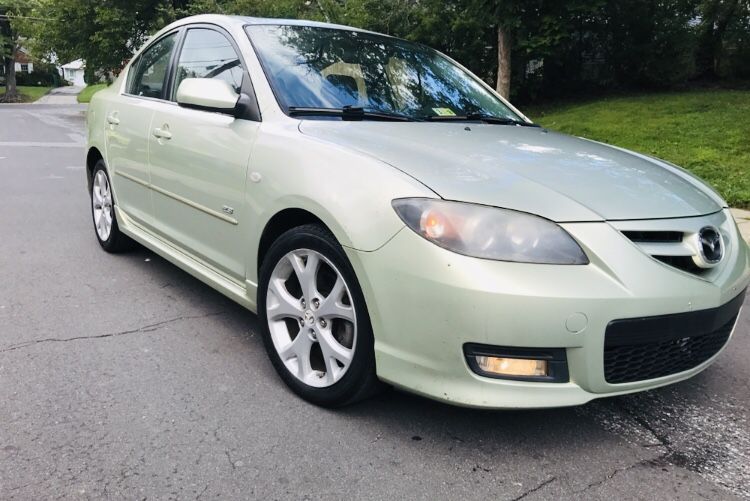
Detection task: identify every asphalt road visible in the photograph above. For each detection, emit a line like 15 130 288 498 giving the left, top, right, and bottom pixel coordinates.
1 103 749 501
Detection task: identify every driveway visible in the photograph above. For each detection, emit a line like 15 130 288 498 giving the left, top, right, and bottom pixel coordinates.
34 86 84 105
0 103 748 500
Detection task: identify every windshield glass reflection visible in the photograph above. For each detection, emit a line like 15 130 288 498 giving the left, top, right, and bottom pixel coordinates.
246 24 521 121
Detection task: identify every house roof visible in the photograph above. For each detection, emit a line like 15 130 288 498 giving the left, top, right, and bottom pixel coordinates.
61 59 85 70
15 49 32 64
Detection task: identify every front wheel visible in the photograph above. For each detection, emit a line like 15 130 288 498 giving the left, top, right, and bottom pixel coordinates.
258 224 381 407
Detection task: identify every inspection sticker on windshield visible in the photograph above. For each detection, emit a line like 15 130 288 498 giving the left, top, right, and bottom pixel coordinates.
432 107 457 116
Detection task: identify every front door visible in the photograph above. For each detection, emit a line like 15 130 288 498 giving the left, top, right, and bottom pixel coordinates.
105 32 178 227
147 27 259 283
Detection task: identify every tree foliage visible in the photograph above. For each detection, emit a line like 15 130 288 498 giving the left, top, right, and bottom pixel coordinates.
27 0 174 80
697 0 750 78
13 0 750 100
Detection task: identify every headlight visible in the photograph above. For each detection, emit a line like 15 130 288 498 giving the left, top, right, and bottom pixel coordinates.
392 198 588 265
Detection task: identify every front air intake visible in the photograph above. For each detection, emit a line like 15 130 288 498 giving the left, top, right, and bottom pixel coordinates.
603 290 745 384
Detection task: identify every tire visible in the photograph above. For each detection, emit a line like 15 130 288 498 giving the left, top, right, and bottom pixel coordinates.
258 224 382 407
90 160 136 253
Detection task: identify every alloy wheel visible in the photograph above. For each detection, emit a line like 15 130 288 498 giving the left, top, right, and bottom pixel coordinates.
266 249 357 387
92 170 113 241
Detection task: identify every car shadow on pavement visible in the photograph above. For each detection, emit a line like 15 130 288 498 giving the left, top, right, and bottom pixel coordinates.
121 244 749 498
338 357 746 497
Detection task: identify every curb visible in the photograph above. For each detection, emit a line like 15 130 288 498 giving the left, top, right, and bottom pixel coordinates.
731 208 750 243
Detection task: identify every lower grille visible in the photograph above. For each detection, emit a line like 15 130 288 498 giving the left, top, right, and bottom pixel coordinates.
604 320 734 383
604 290 745 384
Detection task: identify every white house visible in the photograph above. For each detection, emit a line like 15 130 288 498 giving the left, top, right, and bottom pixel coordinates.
61 59 86 86
15 48 34 73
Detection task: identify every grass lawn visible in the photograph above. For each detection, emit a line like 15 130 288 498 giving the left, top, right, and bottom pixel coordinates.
526 89 750 209
77 83 108 103
0 85 52 103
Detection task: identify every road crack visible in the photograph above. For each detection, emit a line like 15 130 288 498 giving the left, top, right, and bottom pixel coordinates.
196 484 209 499
0 312 225 353
575 458 652 493
510 476 556 500
225 450 237 471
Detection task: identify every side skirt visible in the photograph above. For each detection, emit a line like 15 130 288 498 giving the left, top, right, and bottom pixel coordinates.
115 205 258 313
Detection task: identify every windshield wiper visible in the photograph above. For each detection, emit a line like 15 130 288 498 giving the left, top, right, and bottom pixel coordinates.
422 113 540 127
288 106 416 122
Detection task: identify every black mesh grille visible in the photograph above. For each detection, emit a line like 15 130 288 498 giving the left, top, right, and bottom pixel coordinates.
604 318 734 383
603 291 745 384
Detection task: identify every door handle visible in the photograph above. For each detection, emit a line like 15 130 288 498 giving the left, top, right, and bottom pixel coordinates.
153 127 172 140
106 113 120 125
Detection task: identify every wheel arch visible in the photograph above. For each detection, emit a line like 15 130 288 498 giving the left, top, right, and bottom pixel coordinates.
86 147 104 191
257 207 335 273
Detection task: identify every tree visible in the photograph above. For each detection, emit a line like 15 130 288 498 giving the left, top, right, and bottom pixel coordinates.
407 0 497 90
594 0 699 88
465 1 552 98
21 0 749 102
30 0 174 79
407 1 594 99
696 0 750 78
0 7 17 101
484 1 533 99
1 1 35 102
720 0 750 77
183 0 323 19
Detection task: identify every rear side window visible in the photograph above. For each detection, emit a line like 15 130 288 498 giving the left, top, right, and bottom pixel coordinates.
171 28 243 100
127 33 177 99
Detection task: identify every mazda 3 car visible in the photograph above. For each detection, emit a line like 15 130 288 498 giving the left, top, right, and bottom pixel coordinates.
86 15 750 408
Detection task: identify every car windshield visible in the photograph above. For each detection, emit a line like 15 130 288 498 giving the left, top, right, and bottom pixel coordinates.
245 24 522 121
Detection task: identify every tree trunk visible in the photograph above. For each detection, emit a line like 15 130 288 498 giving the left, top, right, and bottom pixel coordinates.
697 0 740 78
495 25 511 99
712 0 740 76
2 44 18 102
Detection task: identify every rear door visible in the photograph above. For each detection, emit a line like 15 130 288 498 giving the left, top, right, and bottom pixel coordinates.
105 31 178 227
147 26 260 283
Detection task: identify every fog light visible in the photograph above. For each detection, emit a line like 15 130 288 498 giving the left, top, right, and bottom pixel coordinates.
476 356 548 377
463 343 569 383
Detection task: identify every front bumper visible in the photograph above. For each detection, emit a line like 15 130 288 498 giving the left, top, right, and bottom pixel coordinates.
346 209 750 409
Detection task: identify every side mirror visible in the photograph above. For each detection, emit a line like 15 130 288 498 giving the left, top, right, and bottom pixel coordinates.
176 78 239 114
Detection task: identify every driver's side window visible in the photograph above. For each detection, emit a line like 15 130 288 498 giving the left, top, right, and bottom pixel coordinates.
127 32 177 99
171 28 243 101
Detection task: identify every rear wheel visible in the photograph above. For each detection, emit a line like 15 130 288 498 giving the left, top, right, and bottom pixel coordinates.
90 160 135 253
258 224 381 406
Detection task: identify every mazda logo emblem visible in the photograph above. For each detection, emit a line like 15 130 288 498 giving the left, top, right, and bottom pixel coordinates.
697 226 723 265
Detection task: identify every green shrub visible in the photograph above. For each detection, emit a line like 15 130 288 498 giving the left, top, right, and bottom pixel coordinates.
15 63 63 87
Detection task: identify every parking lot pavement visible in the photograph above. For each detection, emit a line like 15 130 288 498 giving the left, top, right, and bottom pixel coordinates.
1 103 748 500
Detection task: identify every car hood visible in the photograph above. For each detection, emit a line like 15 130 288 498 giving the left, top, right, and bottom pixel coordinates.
298 121 723 222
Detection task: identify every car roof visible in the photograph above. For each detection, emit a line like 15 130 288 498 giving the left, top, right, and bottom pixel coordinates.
168 14 387 37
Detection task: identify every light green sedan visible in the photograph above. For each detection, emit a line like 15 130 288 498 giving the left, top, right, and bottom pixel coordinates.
86 14 750 408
